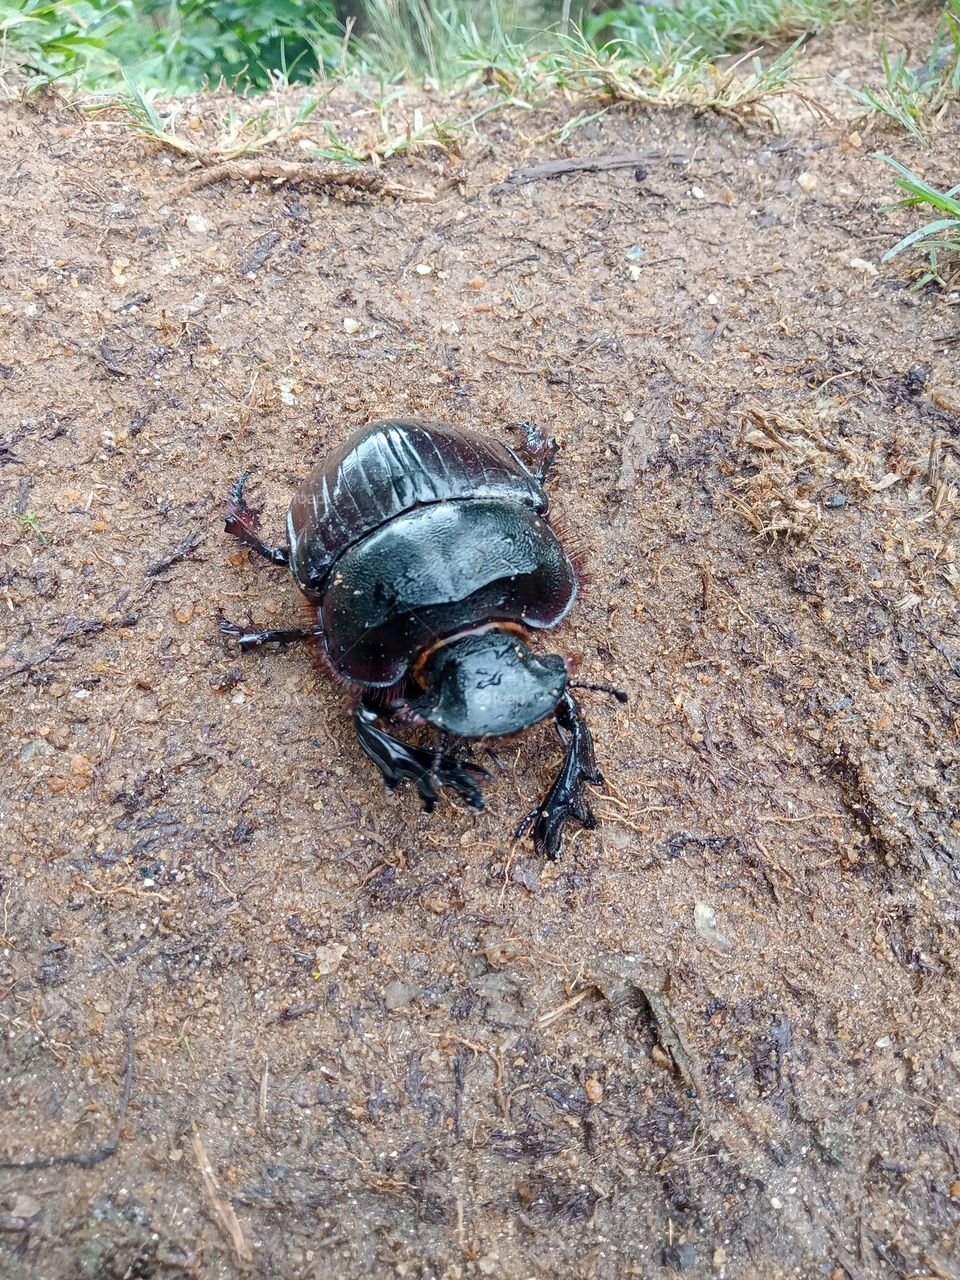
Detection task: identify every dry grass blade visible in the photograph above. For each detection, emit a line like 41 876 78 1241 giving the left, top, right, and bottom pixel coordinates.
537 986 595 1027
192 1134 253 1264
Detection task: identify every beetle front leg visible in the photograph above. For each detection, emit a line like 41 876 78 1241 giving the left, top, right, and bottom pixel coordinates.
517 691 602 860
512 421 559 483
219 618 317 652
225 471 290 568
354 698 489 813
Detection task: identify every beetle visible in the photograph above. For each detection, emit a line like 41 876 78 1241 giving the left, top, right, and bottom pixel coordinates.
219 418 625 858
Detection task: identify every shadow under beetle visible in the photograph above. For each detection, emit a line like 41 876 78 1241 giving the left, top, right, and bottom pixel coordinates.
220 418 625 858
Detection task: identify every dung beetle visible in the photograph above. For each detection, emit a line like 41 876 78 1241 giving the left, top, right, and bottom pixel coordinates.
220 419 625 858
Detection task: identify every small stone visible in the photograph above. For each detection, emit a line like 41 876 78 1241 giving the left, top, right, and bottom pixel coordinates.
949 1180 960 1199
651 1043 673 1071
384 980 420 1010
694 902 734 953
713 1247 727 1265
313 943 346 976
186 213 210 235
413 263 433 275
690 186 706 199
71 753 93 777
797 171 817 192
20 738 53 764
342 317 361 334
584 1074 603 1104
9 1194 40 1219
661 1243 697 1269
848 257 878 277
465 276 484 289
931 384 960 415
848 131 863 148
625 244 646 260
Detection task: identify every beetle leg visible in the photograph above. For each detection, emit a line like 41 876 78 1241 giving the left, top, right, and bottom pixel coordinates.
225 471 289 568
512 421 559 483
219 618 317 652
354 699 489 813
516 691 602 860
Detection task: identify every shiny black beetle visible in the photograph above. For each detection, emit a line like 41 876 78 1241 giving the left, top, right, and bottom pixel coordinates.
220 419 625 858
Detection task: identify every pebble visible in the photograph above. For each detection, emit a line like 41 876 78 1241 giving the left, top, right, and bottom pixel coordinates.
694 902 734 953
20 738 53 764
848 258 879 277
384 980 420 1010
690 186 706 200
625 244 646 260
186 213 210 236
342 317 361 334
413 263 432 275
313 943 346 976
931 384 960 415
10 1194 41 1219
797 171 817 192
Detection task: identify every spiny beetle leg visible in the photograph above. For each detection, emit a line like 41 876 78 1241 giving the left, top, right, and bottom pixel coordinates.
512 421 559 484
355 699 489 812
225 471 289 568
219 618 316 652
517 691 602 860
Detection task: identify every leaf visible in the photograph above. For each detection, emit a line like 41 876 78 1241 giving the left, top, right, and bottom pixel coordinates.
882 216 960 262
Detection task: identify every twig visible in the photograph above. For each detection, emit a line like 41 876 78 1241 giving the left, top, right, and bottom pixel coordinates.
641 987 709 1108
494 149 664 194
258 1057 269 1126
0 617 105 684
537 986 595 1028
171 159 435 202
145 527 203 577
192 1133 253 1264
279 1000 319 1022
0 1026 134 1170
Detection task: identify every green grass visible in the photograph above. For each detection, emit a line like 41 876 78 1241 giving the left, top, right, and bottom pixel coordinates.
845 0 960 144
582 0 854 51
878 155 960 288
0 0 860 94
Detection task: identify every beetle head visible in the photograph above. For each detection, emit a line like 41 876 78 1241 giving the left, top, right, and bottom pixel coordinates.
410 628 567 739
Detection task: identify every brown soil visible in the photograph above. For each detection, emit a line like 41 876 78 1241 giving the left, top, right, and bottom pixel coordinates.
1 13 959 1280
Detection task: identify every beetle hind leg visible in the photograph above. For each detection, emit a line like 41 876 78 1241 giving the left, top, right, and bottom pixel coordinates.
517 691 603 860
355 699 489 812
225 471 289 568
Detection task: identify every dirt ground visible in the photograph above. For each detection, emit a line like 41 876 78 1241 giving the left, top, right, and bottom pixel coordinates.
1 11 959 1279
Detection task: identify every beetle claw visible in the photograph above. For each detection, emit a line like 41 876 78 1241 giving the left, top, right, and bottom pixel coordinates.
518 691 602 860
355 700 487 813
224 472 290 568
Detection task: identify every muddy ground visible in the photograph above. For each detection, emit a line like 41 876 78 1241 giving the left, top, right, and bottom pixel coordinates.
1 11 959 1279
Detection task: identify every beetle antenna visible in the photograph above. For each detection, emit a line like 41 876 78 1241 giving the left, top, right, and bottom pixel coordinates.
569 680 628 704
